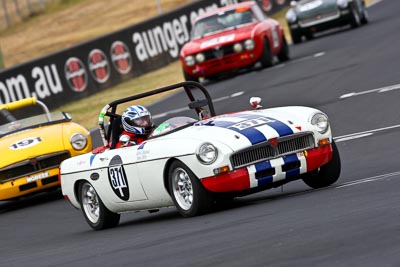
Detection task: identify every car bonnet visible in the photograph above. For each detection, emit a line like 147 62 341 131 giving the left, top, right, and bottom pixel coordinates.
183 24 256 53
168 110 310 151
295 0 338 17
0 124 67 168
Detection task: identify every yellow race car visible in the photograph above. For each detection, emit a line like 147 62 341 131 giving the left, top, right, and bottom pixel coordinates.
0 97 92 201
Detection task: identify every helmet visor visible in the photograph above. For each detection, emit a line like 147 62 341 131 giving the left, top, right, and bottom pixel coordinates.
124 115 151 127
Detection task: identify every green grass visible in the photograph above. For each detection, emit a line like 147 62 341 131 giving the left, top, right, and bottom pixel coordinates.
0 46 4 69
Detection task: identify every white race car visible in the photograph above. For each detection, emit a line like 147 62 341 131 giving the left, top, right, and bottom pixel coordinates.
59 82 341 230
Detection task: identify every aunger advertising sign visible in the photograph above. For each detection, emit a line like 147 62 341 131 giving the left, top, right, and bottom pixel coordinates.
0 0 288 111
257 0 288 12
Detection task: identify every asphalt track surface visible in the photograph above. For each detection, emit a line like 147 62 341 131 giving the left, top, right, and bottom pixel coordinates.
1 1 400 266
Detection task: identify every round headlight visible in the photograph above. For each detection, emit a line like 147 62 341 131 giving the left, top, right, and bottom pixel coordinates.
233 43 243 53
70 133 88 150
285 8 297 23
310 113 329 134
184 55 195 66
337 0 348 9
195 53 205 63
196 143 218 165
244 39 255 51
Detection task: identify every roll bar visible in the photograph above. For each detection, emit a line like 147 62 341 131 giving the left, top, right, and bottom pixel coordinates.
0 97 52 122
98 81 216 147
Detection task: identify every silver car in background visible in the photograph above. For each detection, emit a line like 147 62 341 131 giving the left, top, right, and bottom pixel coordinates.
286 0 369 43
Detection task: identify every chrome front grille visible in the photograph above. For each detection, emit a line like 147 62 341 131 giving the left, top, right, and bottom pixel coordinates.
230 133 315 169
203 45 235 61
0 151 70 183
299 10 340 27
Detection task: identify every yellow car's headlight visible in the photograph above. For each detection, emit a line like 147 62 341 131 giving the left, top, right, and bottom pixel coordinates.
70 133 88 150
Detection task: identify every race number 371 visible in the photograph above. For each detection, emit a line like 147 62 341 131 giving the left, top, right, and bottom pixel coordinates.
108 164 130 201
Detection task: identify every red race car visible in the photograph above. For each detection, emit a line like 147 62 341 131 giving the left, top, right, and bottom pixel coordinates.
180 1 289 82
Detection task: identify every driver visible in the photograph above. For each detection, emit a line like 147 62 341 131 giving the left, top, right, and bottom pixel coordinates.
116 105 155 148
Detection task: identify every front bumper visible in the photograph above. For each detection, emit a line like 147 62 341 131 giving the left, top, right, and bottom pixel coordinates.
201 144 332 193
0 168 60 200
289 8 352 33
182 49 261 78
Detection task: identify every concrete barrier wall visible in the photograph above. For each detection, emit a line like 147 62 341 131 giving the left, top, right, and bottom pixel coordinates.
0 0 290 112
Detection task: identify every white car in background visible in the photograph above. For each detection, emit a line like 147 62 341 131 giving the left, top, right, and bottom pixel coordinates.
286 0 369 43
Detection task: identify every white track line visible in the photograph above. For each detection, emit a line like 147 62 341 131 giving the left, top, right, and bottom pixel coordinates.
336 171 400 189
334 124 400 142
340 83 400 99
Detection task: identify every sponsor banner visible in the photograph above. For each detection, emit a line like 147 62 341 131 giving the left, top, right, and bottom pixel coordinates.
0 0 288 112
255 0 288 13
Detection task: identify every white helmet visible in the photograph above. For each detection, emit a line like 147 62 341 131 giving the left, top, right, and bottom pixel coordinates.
121 105 153 135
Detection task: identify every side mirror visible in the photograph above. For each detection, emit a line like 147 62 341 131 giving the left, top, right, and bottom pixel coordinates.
119 134 131 147
65 112 72 120
250 97 262 109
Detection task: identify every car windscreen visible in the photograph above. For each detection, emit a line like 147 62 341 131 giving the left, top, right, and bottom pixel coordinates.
150 116 197 138
0 112 70 137
192 7 257 38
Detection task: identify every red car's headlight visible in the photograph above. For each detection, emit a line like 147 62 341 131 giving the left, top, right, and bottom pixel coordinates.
233 43 243 53
195 53 205 63
244 39 255 51
184 56 195 66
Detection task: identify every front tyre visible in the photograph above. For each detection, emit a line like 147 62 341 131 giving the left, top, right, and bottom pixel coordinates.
290 29 302 44
302 141 341 189
168 161 213 217
259 39 274 68
350 4 361 28
79 181 120 230
277 35 290 62
182 68 199 82
304 31 314 41
361 4 369 24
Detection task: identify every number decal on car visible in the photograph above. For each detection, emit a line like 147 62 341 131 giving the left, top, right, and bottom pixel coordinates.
230 117 275 130
108 155 130 201
200 34 236 49
9 137 42 150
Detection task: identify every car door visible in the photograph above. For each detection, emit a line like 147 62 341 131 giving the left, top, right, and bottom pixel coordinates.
94 146 148 203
